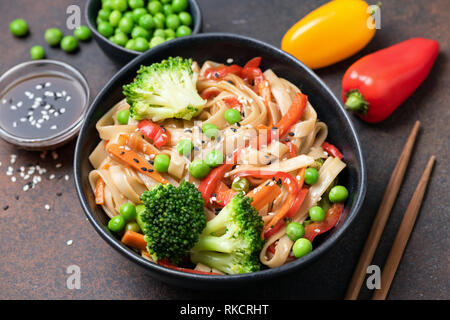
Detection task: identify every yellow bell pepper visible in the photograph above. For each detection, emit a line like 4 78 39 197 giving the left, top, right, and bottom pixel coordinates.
281 0 377 69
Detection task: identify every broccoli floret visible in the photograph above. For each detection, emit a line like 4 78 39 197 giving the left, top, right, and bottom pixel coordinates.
139 181 206 264
123 57 206 122
190 193 264 274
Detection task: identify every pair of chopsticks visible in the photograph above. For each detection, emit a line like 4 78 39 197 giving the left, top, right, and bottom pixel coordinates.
345 121 435 300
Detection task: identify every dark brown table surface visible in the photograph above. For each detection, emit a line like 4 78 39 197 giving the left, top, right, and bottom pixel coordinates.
0 0 448 300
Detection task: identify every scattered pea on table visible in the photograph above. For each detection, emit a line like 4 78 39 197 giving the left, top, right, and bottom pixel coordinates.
10 18 28 37
60 36 78 52
30 46 45 60
45 28 63 46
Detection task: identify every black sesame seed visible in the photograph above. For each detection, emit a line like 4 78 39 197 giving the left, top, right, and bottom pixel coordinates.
3 205 9 211
56 192 62 197
212 193 217 197
277 178 282 185
161 127 167 133
148 169 154 172
133 158 140 163
141 167 147 171
230 127 237 132
148 160 154 165
288 132 295 136
201 140 206 144
120 151 125 155
236 122 241 127
184 129 192 133
285 138 290 142
193 146 199 151
272 126 278 130
272 177 276 181
232 165 237 170
141 135 145 139
15 195 19 200
214 72 219 78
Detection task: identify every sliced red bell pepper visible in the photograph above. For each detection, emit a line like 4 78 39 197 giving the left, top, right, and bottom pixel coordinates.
212 181 237 207
304 203 344 242
200 89 220 100
158 259 221 275
138 120 171 149
322 142 343 159
342 38 439 123
243 57 262 69
204 64 243 80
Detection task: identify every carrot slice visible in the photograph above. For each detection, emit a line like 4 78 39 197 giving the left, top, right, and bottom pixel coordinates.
107 143 168 184
121 230 147 251
95 178 105 205
213 181 237 207
248 181 282 211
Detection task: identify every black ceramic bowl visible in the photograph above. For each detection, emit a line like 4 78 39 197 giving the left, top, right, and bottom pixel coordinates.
74 33 366 290
85 0 202 64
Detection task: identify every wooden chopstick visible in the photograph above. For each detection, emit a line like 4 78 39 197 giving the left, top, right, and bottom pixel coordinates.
372 156 435 300
344 121 420 300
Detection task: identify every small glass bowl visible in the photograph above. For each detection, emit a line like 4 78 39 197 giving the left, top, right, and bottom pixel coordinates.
0 60 90 150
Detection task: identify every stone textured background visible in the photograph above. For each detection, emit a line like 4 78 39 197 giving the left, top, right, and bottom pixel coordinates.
0 0 448 299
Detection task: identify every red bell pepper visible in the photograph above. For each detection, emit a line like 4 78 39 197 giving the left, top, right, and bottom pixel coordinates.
223 97 243 112
242 57 262 69
138 120 171 149
304 203 344 242
322 142 343 159
204 64 243 79
342 38 439 123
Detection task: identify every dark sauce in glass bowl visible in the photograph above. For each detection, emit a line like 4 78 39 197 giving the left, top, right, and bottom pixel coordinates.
1 75 85 139
0 60 89 150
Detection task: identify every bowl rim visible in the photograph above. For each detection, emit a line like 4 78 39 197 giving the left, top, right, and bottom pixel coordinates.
74 32 366 284
0 59 90 149
85 0 203 56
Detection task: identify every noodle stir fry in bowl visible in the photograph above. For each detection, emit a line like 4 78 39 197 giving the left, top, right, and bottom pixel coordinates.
74 33 366 289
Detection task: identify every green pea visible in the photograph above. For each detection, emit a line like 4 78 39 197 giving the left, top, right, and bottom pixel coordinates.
133 37 149 51
176 25 191 37
111 0 128 12
98 8 111 21
109 10 122 27
172 0 188 13
44 28 63 46
292 238 312 258
102 0 113 10
30 46 45 60
205 150 224 168
304 167 319 185
132 8 148 23
154 154 170 172
9 18 28 37
131 26 150 39
224 108 241 124
164 28 175 38
60 36 78 52
112 32 129 46
128 0 145 9
161 0 171 3
177 139 194 156
309 206 325 222
120 202 137 221
148 1 163 15
231 177 250 193
179 12 192 26
286 222 305 241
97 17 107 26
153 14 165 29
125 221 141 233
125 39 135 50
74 26 91 41
165 14 180 30
166 36 175 41
98 21 114 37
153 28 166 38
139 14 154 30
119 17 134 34
189 159 210 179
123 11 134 19
163 4 173 16
202 123 219 138
329 185 349 203
149 36 165 48
108 215 126 232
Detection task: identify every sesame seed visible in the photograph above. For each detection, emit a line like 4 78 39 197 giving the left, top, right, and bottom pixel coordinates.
23 185 29 191
226 58 234 64
11 177 16 182
44 204 50 210
66 240 73 246
55 163 62 168
49 174 55 180
50 125 57 130
64 175 69 181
